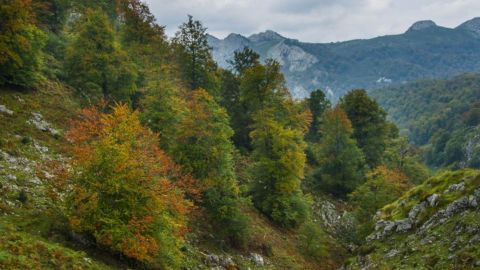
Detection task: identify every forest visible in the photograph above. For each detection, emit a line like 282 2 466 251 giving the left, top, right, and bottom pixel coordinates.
0 1 479 269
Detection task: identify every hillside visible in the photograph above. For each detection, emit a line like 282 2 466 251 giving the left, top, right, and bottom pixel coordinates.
369 73 480 169
2 1 480 269
208 18 480 99
345 169 480 269
0 81 346 269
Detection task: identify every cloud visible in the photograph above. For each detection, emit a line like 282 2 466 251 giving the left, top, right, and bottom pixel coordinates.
145 0 480 42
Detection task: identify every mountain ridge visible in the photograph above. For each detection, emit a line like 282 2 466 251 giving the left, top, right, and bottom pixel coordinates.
208 17 480 99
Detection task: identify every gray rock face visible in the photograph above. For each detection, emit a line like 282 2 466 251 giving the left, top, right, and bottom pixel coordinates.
204 253 236 269
408 201 427 220
27 112 60 136
427 194 440 207
419 192 480 235
444 182 465 193
395 219 413 232
384 249 400 259
0 105 13 115
369 188 480 241
249 253 265 266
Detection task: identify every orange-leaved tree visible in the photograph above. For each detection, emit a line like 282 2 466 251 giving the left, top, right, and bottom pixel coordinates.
66 104 192 268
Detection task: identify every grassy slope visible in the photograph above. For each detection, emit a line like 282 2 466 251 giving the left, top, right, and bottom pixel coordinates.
345 169 480 269
0 81 343 269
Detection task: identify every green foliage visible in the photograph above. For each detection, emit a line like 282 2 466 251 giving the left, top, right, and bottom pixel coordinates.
312 106 365 197
65 9 137 103
297 221 328 260
370 74 480 169
173 15 217 92
33 0 72 32
0 225 111 269
140 77 188 153
340 89 389 168
349 166 411 241
305 89 331 142
0 0 47 88
228 47 260 74
250 108 310 228
383 136 430 184
173 89 250 246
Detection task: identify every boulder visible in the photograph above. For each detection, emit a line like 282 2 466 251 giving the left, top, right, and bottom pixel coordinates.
27 112 61 136
408 201 426 220
427 194 440 207
395 219 412 232
0 105 13 115
249 253 264 266
444 182 465 193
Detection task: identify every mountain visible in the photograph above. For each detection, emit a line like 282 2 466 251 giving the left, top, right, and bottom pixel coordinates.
208 18 480 99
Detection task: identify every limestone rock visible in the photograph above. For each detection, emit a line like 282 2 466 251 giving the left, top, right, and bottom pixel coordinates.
0 105 13 115
249 253 264 266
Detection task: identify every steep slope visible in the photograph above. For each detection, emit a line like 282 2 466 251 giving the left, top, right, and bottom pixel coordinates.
0 81 346 269
209 18 480 99
345 169 480 269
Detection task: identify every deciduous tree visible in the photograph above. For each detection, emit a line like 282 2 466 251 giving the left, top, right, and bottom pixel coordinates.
66 104 191 268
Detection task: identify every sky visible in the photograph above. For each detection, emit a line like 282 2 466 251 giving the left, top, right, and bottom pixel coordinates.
144 0 480 43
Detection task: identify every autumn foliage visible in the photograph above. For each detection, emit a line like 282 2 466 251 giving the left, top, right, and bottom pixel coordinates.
66 104 192 268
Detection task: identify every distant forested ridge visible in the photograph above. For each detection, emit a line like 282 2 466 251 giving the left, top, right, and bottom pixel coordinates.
370 73 480 169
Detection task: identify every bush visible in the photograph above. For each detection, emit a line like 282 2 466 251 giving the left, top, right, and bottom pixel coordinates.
297 221 328 260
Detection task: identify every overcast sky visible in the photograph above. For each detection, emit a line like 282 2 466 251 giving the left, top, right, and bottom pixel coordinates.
144 0 480 43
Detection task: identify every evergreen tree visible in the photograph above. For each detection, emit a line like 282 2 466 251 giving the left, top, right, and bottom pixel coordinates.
228 47 260 74
65 9 137 103
250 108 310 228
340 89 388 168
173 15 217 92
306 89 331 142
312 106 365 197
0 0 46 88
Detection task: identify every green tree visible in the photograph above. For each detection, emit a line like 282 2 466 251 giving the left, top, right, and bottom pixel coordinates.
250 108 310 228
0 0 46 88
172 15 217 92
384 136 430 184
233 59 290 150
349 166 411 241
65 9 137 103
228 47 260 74
312 106 365 197
340 89 389 168
306 89 331 142
140 77 188 153
173 89 249 246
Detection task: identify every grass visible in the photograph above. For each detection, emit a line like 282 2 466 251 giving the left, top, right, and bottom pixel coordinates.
380 169 480 222
345 169 480 270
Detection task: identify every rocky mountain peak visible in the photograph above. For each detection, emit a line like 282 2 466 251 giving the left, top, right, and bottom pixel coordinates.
407 20 437 32
248 30 286 42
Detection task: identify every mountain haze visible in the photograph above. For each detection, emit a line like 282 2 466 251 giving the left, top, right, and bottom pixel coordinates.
208 18 480 99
